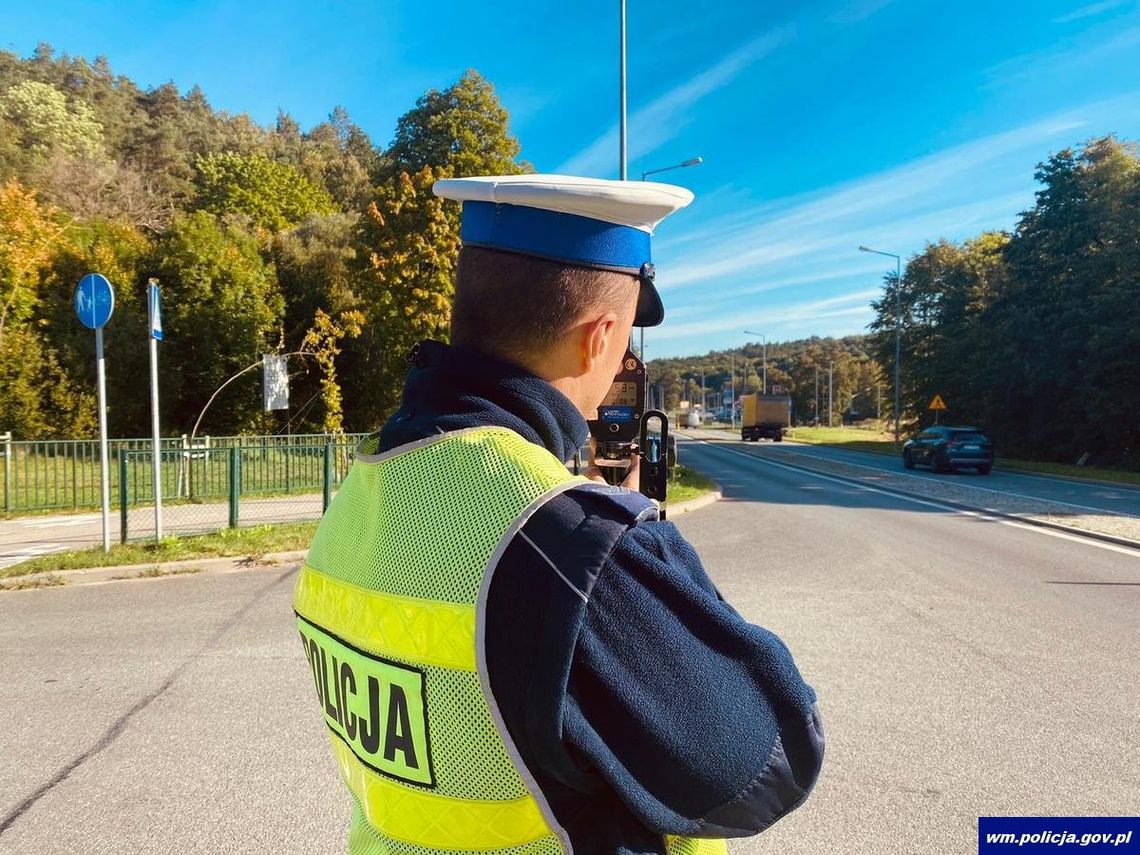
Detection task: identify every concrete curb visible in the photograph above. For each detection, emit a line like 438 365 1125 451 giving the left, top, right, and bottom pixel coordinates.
667 488 722 517
0 550 307 591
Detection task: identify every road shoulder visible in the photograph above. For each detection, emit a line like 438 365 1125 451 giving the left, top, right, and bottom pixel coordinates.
682 432 1140 548
1 486 724 591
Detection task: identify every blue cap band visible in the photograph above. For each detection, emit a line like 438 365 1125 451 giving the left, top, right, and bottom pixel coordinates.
460 201 651 271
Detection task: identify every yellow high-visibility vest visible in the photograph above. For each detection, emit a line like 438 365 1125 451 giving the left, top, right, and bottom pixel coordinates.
294 426 726 854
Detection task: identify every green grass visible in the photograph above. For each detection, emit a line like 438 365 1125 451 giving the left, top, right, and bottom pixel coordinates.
669 464 718 503
785 426 898 456
785 426 1140 486
989 458 1140 486
3 521 318 578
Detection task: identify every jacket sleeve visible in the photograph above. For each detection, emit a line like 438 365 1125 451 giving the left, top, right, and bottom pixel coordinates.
562 519 824 838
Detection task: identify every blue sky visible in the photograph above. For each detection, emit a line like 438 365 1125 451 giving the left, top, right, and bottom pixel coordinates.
5 0 1140 357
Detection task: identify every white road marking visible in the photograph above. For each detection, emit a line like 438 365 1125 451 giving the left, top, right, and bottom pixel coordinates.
695 441 1140 560
0 543 68 571
713 438 1136 518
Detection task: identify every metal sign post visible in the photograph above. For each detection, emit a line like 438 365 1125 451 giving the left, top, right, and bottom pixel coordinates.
75 273 115 553
147 279 164 541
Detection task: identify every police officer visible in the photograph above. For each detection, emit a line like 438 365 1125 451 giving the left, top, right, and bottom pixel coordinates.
293 174 823 854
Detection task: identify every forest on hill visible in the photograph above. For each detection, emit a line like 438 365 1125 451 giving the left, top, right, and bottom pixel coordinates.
0 44 524 439
646 334 883 427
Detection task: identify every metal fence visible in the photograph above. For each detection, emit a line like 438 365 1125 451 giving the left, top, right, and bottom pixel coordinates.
1 431 367 515
117 439 359 541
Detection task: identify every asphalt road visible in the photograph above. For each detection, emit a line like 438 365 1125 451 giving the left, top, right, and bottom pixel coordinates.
736 435 1140 517
1 444 1137 854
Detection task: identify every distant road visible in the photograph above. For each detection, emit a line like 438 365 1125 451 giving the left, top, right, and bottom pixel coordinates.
684 429 1139 518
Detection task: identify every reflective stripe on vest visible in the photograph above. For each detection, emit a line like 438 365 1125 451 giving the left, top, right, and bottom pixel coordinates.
294 426 726 854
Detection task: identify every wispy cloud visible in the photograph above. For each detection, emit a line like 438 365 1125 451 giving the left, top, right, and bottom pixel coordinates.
652 290 881 342
555 27 793 177
644 92 1140 354
659 189 1034 293
656 109 1091 291
1052 0 1133 24
985 22 1140 89
828 0 896 25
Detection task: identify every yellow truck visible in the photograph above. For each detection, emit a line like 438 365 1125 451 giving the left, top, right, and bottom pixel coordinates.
741 394 791 442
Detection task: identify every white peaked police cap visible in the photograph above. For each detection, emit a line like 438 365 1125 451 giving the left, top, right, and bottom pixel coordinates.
433 174 694 327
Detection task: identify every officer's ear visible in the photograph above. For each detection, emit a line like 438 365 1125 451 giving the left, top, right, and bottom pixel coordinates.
581 311 619 373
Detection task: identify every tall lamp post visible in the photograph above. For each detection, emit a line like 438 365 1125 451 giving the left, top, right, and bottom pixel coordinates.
642 156 703 182
743 329 766 394
633 156 702 361
619 0 627 180
859 245 902 445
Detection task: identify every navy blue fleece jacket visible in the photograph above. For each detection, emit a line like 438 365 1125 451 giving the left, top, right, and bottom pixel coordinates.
379 340 824 853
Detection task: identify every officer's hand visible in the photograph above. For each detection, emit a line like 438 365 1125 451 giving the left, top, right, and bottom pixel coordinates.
620 449 640 491
586 446 640 492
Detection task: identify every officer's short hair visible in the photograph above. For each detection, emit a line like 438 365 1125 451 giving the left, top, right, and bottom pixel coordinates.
451 246 637 362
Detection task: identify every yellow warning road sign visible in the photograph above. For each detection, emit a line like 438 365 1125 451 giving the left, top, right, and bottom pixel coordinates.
928 394 947 411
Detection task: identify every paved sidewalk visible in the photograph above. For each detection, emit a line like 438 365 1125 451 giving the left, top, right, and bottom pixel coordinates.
0 494 325 571
1 490 721 589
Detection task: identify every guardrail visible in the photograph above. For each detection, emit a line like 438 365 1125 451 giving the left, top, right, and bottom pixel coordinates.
0 432 367 515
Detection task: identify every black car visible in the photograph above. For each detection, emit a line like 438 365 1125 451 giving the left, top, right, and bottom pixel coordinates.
902 426 994 474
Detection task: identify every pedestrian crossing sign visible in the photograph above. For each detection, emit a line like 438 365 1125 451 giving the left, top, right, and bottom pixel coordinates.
929 394 947 411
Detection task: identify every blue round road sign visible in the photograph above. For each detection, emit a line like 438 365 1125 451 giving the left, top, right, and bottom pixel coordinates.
74 273 115 329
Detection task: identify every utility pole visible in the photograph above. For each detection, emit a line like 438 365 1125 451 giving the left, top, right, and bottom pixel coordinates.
730 350 736 430
828 361 834 428
859 246 902 444
815 366 820 425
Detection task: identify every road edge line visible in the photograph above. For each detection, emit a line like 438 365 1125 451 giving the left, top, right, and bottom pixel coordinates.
696 441 1140 554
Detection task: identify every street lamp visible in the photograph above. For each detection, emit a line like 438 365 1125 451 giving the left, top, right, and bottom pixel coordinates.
845 385 877 419
743 329 766 395
859 245 902 445
642 156 704 181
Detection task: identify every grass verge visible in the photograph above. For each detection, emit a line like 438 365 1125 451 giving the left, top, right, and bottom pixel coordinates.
991 458 1140 486
785 426 897 457
5 470 719 582
2 522 317 578
785 426 1140 486
669 464 718 504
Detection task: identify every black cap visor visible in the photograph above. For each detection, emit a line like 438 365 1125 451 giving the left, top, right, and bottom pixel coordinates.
634 262 664 327
635 280 664 327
